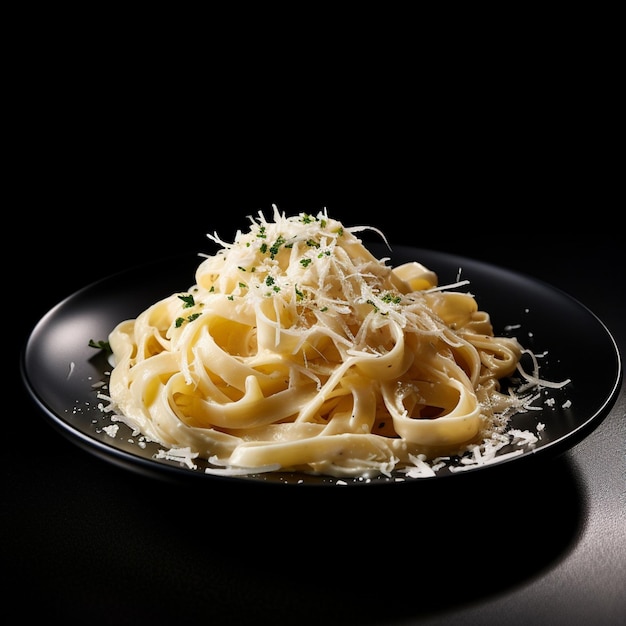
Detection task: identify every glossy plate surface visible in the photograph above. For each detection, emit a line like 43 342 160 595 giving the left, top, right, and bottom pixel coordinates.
21 245 622 486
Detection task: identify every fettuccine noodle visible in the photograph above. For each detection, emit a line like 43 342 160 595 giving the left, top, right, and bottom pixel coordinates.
107 207 534 478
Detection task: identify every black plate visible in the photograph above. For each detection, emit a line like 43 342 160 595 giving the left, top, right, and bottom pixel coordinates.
21 244 622 487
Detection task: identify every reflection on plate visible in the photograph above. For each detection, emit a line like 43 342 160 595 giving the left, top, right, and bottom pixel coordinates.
21 245 622 486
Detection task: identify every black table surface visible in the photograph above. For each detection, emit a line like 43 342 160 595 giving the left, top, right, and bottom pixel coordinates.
9 192 625 625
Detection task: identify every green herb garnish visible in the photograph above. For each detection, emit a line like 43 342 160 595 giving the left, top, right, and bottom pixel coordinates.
88 339 111 352
178 294 195 308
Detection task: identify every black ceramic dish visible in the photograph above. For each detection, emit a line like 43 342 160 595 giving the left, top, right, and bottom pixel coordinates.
21 244 622 486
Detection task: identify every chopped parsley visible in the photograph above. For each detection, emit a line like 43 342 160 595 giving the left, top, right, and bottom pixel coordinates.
178 294 195 308
88 339 111 352
380 293 402 304
269 235 286 258
175 312 202 328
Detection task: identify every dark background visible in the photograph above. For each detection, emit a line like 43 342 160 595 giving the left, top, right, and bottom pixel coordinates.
7 39 625 624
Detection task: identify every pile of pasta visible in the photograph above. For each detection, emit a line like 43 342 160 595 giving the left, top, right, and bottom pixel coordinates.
107 207 529 479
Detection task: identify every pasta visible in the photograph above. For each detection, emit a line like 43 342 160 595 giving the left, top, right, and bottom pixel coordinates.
106 207 547 479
